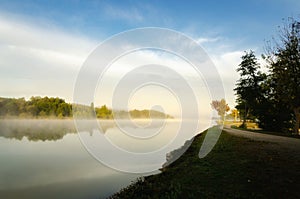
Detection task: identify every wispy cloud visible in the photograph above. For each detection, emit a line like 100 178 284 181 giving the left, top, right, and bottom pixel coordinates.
0 13 97 100
104 4 144 23
0 11 247 110
196 37 221 44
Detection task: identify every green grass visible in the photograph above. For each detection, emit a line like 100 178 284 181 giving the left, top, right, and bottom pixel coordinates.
109 129 300 199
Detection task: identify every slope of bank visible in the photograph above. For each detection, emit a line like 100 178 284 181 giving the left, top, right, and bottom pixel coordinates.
109 128 300 199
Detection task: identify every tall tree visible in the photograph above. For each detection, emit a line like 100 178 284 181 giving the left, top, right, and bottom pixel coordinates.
266 18 300 134
234 50 265 127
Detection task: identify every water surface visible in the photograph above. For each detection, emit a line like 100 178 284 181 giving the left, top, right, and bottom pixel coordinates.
0 119 210 198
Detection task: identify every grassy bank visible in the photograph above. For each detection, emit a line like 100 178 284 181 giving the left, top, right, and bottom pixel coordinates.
109 129 300 198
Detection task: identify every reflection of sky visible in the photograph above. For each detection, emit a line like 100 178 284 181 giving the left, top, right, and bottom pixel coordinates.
0 119 212 197
77 119 211 173
0 133 141 198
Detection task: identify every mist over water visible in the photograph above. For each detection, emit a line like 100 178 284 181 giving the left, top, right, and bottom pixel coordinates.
0 119 212 198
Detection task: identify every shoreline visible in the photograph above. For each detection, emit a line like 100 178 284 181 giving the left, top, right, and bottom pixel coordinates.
109 127 300 198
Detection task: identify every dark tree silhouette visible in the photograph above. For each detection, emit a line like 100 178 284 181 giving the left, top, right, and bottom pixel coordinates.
265 18 300 134
234 51 265 127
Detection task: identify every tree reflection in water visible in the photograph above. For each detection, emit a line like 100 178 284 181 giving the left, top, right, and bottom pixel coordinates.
0 119 165 141
0 120 110 141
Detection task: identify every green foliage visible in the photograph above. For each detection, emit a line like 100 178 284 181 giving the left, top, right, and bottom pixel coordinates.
129 109 172 119
72 103 93 118
235 18 300 134
266 18 300 134
0 96 173 120
234 50 266 125
0 96 72 118
95 105 113 119
112 109 173 119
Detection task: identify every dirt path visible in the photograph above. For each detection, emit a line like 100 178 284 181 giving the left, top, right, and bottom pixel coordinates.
223 127 300 150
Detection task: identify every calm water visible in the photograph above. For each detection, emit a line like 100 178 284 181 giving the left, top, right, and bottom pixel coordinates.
0 119 211 198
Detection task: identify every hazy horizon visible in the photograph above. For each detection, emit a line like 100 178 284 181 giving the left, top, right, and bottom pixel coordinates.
1 0 298 112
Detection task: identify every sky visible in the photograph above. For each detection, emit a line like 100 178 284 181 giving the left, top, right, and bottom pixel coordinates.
0 0 299 117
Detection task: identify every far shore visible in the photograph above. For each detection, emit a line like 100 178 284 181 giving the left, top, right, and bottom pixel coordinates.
0 117 178 121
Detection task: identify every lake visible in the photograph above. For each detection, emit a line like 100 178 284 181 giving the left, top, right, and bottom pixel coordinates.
0 119 211 198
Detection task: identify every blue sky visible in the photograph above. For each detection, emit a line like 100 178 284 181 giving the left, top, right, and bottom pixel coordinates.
0 0 299 115
2 0 299 49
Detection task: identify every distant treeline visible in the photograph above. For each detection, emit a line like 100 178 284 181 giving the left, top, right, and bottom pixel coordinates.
0 96 173 119
0 96 71 118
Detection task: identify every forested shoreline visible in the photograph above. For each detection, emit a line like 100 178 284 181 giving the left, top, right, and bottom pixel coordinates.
0 96 173 119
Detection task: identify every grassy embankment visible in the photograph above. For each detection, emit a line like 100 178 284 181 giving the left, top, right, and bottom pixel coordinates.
109 128 300 199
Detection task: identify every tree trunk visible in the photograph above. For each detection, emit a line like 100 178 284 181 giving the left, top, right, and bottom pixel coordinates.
293 107 300 135
242 104 247 127
242 112 246 126
244 106 249 126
